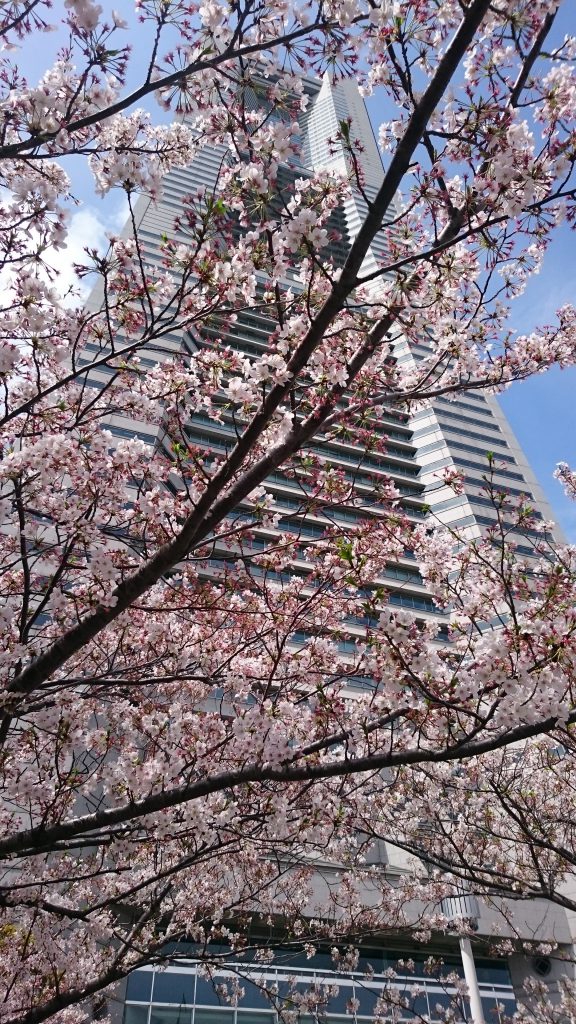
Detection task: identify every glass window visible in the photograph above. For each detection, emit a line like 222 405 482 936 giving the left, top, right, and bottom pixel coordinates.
481 996 498 1021
236 1014 275 1024
428 992 464 1020
274 979 296 1006
475 962 512 985
385 957 425 978
126 973 153 1001
436 958 464 980
153 973 195 1005
352 985 378 1016
496 998 517 1021
124 1006 149 1024
403 992 429 1020
194 1010 235 1024
323 987 352 1014
236 980 273 1011
195 979 228 1006
150 1007 192 1024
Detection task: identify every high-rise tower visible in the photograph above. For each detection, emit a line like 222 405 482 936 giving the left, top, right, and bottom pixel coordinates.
86 71 571 1024
89 69 562 617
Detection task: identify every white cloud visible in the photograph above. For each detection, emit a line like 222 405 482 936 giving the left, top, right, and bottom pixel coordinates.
0 192 130 311
52 195 130 304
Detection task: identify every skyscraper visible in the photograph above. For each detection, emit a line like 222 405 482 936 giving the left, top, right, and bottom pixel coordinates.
88 69 571 1024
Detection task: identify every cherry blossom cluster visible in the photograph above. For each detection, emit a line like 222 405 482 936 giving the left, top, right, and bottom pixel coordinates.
0 2 576 1023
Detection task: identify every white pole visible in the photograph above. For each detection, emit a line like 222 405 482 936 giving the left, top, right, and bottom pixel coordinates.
459 936 486 1024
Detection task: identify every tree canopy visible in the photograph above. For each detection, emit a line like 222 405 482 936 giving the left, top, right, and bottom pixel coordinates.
2 2 576 1022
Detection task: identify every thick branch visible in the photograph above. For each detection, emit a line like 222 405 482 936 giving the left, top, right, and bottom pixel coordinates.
5 0 492 702
3 706 575 861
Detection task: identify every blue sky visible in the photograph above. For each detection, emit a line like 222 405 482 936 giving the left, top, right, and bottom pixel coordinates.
499 223 576 541
485 4 576 542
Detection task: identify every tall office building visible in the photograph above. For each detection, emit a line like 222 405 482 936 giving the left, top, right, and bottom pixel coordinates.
87 70 571 1024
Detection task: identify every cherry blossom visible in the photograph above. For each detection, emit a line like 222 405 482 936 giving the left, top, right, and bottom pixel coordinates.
0 2 576 1024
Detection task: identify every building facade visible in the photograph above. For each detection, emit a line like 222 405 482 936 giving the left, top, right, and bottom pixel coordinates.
85 70 571 1024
